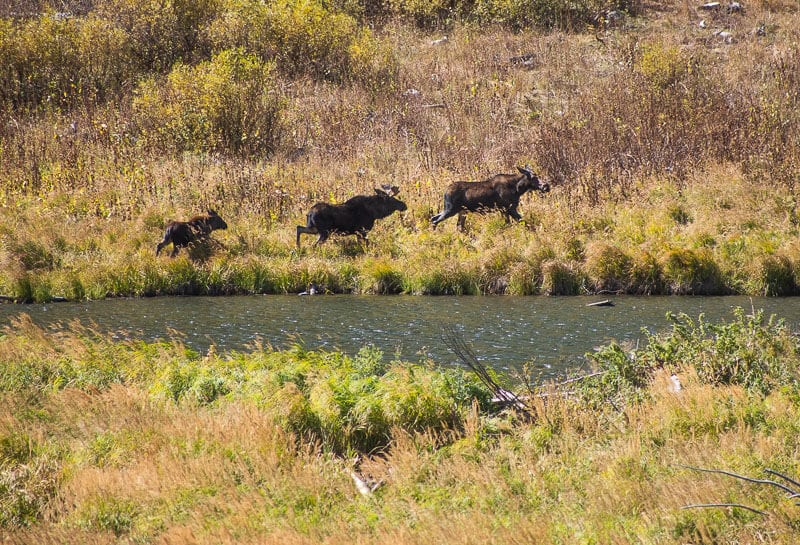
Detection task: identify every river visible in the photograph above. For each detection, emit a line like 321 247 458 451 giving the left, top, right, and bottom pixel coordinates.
1 295 798 377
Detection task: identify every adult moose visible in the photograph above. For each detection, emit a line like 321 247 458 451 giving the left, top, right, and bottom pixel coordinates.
431 166 550 231
296 185 407 247
156 209 228 257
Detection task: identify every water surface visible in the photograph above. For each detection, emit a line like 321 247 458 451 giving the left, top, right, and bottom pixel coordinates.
2 295 798 377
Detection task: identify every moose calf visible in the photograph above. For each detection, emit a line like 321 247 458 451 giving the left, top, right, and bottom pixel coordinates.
156 209 228 257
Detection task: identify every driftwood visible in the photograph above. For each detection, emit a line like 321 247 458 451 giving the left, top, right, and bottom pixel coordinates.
586 299 614 307
442 326 532 417
679 464 800 515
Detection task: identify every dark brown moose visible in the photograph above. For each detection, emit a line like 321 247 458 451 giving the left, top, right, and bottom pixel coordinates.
296 185 407 247
156 209 228 257
431 166 550 231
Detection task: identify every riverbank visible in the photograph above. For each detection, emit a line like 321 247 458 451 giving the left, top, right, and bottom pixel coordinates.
2 309 800 543
3 167 800 302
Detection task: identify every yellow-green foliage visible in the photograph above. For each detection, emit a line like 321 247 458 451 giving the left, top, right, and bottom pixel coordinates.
92 0 220 70
2 6 800 299
133 49 282 155
208 0 396 83
0 12 133 109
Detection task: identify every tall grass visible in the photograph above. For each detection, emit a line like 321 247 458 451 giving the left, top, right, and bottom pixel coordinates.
3 310 800 543
2 3 800 299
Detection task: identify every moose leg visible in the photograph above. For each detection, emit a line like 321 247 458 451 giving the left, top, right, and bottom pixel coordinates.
156 232 172 256
456 212 468 232
313 231 330 246
507 207 523 222
296 225 318 247
356 229 370 245
431 208 457 229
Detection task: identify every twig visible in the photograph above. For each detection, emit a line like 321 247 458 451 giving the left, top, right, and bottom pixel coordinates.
681 503 767 515
764 468 800 491
678 465 798 496
441 326 531 417
553 371 607 386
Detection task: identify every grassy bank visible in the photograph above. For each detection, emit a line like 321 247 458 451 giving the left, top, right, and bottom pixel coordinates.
2 1 800 301
2 308 800 543
3 164 800 301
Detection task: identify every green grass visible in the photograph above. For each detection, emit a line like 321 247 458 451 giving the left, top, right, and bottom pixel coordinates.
2 309 800 543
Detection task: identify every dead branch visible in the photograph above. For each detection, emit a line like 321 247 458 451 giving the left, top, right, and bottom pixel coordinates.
765 468 800 493
678 465 798 496
441 326 532 418
679 464 800 516
681 503 767 515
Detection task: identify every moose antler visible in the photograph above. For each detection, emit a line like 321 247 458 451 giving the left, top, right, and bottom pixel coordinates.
379 184 400 196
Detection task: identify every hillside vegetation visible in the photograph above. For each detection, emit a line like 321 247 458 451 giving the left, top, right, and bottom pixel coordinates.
1 0 800 301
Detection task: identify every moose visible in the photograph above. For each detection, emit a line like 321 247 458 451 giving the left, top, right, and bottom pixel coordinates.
156 209 228 257
430 166 550 231
296 185 407 247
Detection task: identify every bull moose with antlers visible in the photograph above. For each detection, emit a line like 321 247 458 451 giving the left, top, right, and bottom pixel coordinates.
431 166 550 231
296 185 407 247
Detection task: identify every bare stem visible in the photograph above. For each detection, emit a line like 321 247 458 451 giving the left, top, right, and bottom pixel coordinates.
681 504 766 516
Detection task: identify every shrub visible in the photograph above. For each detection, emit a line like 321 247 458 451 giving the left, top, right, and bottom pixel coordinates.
661 248 727 295
582 308 800 408
359 258 404 294
0 12 138 111
628 249 663 295
10 240 58 271
541 259 582 295
748 254 797 296
0 14 81 110
583 242 633 294
133 49 283 156
93 0 220 72
262 346 489 453
580 342 655 409
640 309 800 395
207 0 395 84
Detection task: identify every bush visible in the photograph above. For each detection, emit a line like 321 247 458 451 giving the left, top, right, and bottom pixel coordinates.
641 309 800 395
584 242 633 294
207 0 395 84
541 259 582 295
93 0 220 72
0 14 82 110
382 0 639 30
359 258 404 294
582 308 800 409
133 49 283 156
0 12 139 111
749 254 797 296
661 248 727 295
